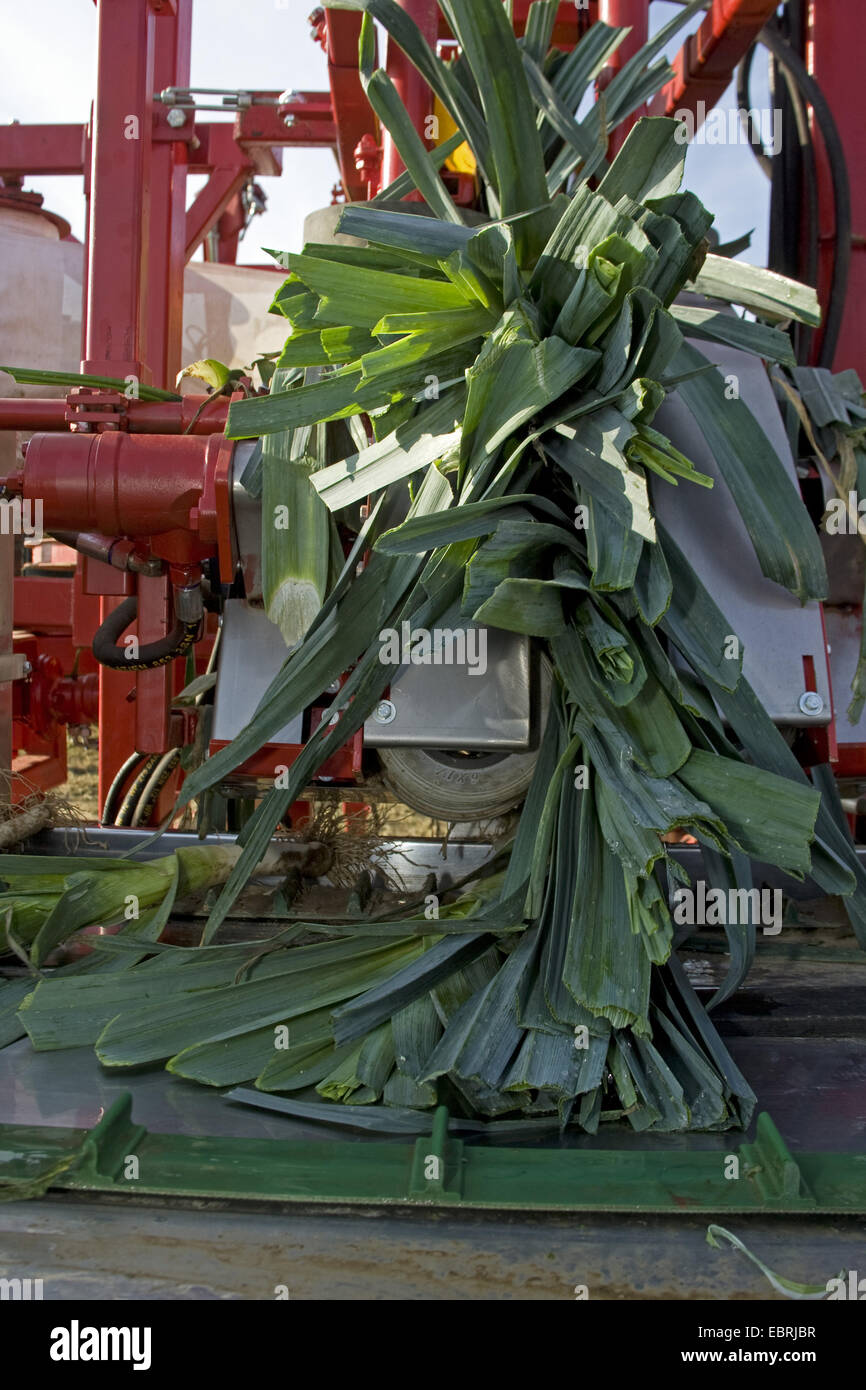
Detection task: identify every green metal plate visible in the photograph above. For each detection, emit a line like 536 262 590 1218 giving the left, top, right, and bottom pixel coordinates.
1 1094 865 1213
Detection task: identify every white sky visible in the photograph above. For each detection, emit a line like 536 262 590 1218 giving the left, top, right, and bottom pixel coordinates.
0 0 771 266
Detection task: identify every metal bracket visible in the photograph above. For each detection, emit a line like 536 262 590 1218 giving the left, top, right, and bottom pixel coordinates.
738 1112 815 1207
408 1106 465 1202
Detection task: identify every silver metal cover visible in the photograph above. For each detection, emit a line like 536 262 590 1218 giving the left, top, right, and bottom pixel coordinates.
653 339 831 727
211 600 303 745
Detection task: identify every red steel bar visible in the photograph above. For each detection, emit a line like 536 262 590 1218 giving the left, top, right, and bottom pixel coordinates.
147 0 192 387
649 0 780 123
0 397 229 434
323 9 375 201
599 0 649 155
382 0 440 188
0 125 87 178
80 0 157 813
186 163 250 262
82 0 154 382
807 0 865 379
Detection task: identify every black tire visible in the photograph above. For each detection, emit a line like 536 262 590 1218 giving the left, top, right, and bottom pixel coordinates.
379 658 552 822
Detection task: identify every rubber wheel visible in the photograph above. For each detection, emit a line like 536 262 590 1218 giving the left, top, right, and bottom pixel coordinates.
379 658 552 822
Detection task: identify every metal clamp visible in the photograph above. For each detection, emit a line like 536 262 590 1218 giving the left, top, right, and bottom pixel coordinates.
156 86 262 112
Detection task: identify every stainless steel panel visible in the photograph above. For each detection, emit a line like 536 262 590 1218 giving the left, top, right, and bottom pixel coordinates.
364 616 532 750
211 599 303 745
654 340 831 726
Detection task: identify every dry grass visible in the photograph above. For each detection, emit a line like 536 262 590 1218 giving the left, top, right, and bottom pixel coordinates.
56 737 100 822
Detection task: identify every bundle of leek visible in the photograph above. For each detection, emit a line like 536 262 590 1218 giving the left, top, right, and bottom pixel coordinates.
3 0 865 1134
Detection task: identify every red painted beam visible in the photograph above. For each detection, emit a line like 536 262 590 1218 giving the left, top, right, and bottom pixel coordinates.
437 1 593 45
186 163 251 261
147 0 192 388
14 576 73 633
382 0 439 188
511 0 587 45
237 97 335 157
599 1 649 154
324 9 377 202
0 396 229 433
807 0 866 378
82 0 154 382
649 0 780 122
0 124 87 177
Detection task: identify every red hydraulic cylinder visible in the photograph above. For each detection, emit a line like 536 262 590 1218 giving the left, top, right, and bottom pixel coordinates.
5 432 229 567
382 0 440 188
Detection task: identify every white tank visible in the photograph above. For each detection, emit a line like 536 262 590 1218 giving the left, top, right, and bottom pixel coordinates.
0 200 289 393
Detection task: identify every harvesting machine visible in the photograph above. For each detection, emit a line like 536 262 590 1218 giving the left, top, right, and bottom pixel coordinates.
0 0 865 1301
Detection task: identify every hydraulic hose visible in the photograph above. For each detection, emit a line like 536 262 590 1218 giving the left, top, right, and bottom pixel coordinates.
129 748 183 828
100 750 149 826
114 754 162 827
92 594 200 671
759 23 852 369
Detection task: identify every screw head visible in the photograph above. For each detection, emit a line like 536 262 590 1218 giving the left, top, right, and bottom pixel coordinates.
373 699 396 725
799 691 824 715
166 107 187 128
283 113 297 129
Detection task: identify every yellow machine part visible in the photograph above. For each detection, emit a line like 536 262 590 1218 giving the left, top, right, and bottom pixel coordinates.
433 96 477 176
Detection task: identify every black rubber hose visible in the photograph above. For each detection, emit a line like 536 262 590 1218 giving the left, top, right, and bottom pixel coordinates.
92 594 200 671
739 37 819 363
736 46 773 178
114 754 162 827
100 750 148 826
129 748 183 828
737 44 818 287
759 23 852 369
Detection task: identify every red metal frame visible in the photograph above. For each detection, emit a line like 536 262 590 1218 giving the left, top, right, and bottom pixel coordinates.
599 1 649 154
805 0 865 383
649 1 780 124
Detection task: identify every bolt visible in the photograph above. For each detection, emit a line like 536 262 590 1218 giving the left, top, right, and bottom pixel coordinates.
283 113 297 129
799 691 824 716
373 699 396 725
21 659 32 678
166 108 187 129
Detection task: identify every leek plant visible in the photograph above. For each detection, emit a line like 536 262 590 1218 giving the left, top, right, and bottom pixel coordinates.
3 0 865 1133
